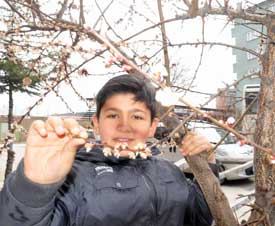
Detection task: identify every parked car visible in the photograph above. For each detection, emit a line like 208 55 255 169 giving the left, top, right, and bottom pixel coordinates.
186 120 254 182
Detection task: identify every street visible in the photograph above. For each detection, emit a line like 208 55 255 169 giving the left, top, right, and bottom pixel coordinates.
0 144 255 222
0 143 26 188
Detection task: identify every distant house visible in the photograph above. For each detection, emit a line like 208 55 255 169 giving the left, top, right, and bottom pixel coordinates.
216 88 237 113
0 115 47 142
231 0 274 137
52 110 96 128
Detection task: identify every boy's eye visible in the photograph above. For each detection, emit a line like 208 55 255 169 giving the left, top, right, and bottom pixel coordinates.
107 114 118 119
133 115 144 120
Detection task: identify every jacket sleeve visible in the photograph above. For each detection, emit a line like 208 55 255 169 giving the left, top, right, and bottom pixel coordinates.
183 163 219 226
0 161 66 226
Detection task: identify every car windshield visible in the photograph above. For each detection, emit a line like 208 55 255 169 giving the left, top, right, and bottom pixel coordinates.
187 121 238 145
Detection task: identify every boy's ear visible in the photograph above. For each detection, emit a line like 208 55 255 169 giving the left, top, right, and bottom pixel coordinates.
149 118 159 138
92 115 99 133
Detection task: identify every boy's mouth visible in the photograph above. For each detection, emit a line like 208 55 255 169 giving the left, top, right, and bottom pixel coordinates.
113 138 133 143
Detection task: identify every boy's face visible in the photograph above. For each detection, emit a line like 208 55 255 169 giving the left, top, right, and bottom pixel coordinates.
92 93 158 154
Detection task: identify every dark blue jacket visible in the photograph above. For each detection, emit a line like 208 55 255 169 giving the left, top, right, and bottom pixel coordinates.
0 147 217 226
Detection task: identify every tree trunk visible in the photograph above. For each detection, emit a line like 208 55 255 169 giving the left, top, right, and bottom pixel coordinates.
4 143 15 180
248 15 275 226
5 83 15 179
8 83 13 130
157 104 239 226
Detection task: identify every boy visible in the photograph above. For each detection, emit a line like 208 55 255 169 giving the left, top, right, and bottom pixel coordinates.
0 74 217 226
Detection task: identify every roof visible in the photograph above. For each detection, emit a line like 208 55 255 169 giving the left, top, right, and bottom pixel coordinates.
52 111 95 120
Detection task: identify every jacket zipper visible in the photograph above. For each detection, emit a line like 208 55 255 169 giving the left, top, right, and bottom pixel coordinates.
141 173 158 226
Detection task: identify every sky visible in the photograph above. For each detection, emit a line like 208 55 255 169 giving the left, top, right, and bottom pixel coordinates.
0 0 266 116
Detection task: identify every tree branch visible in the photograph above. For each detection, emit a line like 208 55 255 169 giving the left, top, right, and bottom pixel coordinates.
157 0 170 86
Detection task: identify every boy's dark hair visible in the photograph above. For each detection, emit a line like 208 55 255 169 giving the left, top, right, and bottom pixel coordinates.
95 74 156 121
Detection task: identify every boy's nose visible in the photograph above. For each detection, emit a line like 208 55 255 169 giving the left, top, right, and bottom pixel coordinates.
117 117 131 132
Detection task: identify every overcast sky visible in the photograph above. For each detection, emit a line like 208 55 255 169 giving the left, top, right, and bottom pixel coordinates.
0 0 266 116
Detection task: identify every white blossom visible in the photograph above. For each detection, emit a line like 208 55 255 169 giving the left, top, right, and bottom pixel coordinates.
103 147 112 156
128 152 136 159
134 143 146 151
155 87 180 107
152 64 168 78
85 143 94 152
139 152 148 159
226 116 236 125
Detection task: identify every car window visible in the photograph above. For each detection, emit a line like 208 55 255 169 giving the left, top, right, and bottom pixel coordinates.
194 127 221 144
155 120 239 145
215 128 238 144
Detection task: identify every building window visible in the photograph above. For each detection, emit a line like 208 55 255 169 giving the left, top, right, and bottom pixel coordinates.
247 67 260 78
247 52 256 60
245 92 258 114
246 31 258 41
243 85 260 114
247 46 262 60
269 4 275 12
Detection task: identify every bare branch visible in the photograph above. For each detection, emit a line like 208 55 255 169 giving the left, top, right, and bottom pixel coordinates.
3 0 26 20
56 0 69 19
170 40 263 61
184 17 206 95
94 0 122 39
182 0 191 8
79 0 85 25
157 0 170 85
189 0 199 17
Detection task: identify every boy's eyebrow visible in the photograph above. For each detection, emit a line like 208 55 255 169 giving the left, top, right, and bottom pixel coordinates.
103 107 147 113
130 108 147 113
102 107 119 112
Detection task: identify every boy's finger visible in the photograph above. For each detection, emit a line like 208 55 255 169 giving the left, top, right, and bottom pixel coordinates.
182 131 197 141
31 120 47 137
185 144 211 156
66 137 87 151
63 118 81 136
181 140 212 156
79 126 88 139
46 117 66 136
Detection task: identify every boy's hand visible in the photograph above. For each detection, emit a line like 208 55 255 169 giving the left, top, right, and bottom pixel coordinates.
24 117 88 184
180 132 215 163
